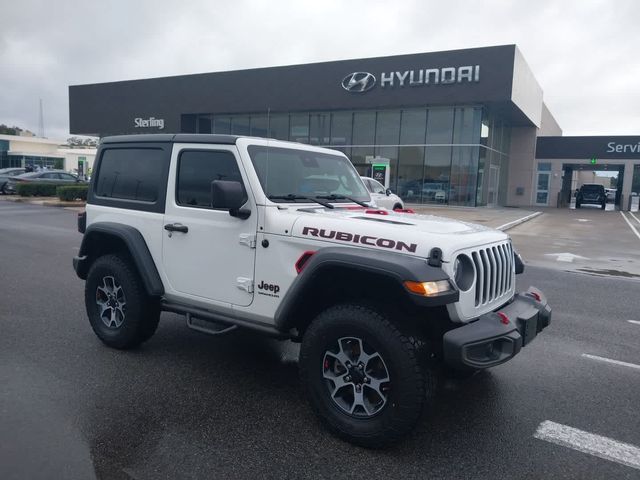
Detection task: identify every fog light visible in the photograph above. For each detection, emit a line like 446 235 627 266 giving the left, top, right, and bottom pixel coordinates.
404 280 452 296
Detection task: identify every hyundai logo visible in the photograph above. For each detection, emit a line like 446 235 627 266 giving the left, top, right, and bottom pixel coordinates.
341 72 376 93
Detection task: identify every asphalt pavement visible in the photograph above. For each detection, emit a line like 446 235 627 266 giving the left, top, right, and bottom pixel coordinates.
1 202 639 479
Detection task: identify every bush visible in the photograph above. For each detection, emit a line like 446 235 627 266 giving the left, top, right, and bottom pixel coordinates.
16 182 58 197
57 185 89 201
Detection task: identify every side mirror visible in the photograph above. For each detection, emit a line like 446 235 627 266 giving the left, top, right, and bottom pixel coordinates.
211 180 250 219
385 188 391 196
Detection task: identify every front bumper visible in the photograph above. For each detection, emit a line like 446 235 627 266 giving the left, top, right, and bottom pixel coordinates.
442 287 551 370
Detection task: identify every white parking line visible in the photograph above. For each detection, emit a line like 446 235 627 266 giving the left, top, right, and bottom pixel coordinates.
627 320 640 326
534 420 640 470
630 211 640 226
620 212 640 240
496 211 542 231
582 353 640 371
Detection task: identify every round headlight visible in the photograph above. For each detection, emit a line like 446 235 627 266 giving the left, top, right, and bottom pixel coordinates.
453 254 474 292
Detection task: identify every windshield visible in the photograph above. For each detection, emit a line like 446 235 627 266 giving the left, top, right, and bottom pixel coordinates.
248 145 370 203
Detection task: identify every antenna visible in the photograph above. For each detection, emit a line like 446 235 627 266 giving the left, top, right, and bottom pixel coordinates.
38 99 45 138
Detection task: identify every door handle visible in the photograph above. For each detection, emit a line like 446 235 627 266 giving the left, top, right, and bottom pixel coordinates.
164 223 189 233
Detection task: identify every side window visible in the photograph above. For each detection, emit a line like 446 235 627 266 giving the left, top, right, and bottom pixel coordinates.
363 178 373 193
42 173 60 179
60 173 77 181
370 179 386 194
177 150 245 208
95 148 163 202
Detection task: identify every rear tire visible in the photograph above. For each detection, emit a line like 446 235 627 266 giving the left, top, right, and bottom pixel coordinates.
85 254 160 350
299 303 433 448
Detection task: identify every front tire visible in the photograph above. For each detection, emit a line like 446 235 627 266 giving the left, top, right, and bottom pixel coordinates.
299 304 432 448
393 203 403 211
85 254 160 350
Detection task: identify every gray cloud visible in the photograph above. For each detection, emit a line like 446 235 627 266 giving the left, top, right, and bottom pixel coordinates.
1 0 638 138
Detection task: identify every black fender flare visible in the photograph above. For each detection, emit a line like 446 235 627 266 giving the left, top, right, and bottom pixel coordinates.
73 222 164 296
274 246 458 331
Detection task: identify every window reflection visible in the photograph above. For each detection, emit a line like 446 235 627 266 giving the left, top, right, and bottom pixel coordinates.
185 105 505 207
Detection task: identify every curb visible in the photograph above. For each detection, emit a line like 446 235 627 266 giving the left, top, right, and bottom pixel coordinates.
497 211 543 231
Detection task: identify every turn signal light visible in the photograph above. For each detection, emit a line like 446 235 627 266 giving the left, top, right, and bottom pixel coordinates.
404 280 451 296
497 312 510 325
530 291 541 302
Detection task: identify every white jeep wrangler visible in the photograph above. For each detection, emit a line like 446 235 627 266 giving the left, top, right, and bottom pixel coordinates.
74 134 551 447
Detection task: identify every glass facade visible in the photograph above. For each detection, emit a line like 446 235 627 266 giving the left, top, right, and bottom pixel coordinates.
188 106 511 206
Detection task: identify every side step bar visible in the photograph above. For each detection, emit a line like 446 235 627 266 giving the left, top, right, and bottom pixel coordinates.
186 313 238 336
161 301 290 339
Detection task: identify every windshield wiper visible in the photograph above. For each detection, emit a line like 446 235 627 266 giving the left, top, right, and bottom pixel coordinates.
268 194 334 209
315 194 370 208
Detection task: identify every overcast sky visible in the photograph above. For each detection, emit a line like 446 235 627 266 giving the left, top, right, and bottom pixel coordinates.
1 0 638 139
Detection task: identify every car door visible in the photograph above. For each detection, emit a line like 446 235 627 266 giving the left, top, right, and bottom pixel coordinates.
162 144 258 307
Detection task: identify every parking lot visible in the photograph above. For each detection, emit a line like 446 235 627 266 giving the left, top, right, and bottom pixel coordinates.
1 202 639 479
509 207 640 278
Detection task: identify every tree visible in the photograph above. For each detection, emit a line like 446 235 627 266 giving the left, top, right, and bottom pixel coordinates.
0 124 20 135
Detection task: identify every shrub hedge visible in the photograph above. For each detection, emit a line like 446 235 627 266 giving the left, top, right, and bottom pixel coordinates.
57 185 89 201
16 182 58 197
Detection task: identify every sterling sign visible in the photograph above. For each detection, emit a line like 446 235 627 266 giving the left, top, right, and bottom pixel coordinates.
134 117 165 129
342 65 480 93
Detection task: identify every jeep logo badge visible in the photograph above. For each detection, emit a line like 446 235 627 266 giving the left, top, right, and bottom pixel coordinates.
341 72 376 93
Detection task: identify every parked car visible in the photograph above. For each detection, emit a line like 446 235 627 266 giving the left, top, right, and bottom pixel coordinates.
576 184 606 209
0 168 26 194
4 170 86 194
360 176 404 210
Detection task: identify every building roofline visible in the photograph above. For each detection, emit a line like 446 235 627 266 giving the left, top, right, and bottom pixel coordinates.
70 44 517 88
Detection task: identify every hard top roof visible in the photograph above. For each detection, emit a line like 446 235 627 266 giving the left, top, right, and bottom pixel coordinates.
101 134 241 145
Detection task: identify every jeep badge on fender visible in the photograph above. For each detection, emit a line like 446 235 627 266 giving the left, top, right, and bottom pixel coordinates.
73 134 551 448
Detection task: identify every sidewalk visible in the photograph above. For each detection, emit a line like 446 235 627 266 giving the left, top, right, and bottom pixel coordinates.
406 205 542 231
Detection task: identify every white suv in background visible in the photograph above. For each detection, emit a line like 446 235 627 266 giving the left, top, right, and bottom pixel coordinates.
360 176 405 210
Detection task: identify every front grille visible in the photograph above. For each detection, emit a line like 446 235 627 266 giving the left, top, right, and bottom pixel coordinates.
471 242 514 306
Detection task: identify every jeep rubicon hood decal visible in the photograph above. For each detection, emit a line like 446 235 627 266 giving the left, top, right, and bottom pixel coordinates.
302 226 417 253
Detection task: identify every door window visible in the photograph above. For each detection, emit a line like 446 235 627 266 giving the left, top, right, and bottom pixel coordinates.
369 179 386 194
176 150 245 208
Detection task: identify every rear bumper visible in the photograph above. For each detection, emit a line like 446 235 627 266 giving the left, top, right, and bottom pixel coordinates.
443 287 551 370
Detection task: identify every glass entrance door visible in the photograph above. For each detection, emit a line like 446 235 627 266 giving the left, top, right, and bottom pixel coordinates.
536 172 551 205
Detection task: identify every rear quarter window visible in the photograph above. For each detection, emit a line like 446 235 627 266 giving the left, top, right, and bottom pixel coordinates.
90 144 171 213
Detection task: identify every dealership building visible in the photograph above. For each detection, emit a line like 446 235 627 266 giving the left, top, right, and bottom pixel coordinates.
69 45 640 209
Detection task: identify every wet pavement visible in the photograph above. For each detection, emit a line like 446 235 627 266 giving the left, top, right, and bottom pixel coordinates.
508 207 640 278
1 202 639 479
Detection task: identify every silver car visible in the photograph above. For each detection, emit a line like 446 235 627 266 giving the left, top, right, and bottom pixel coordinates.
360 176 405 210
